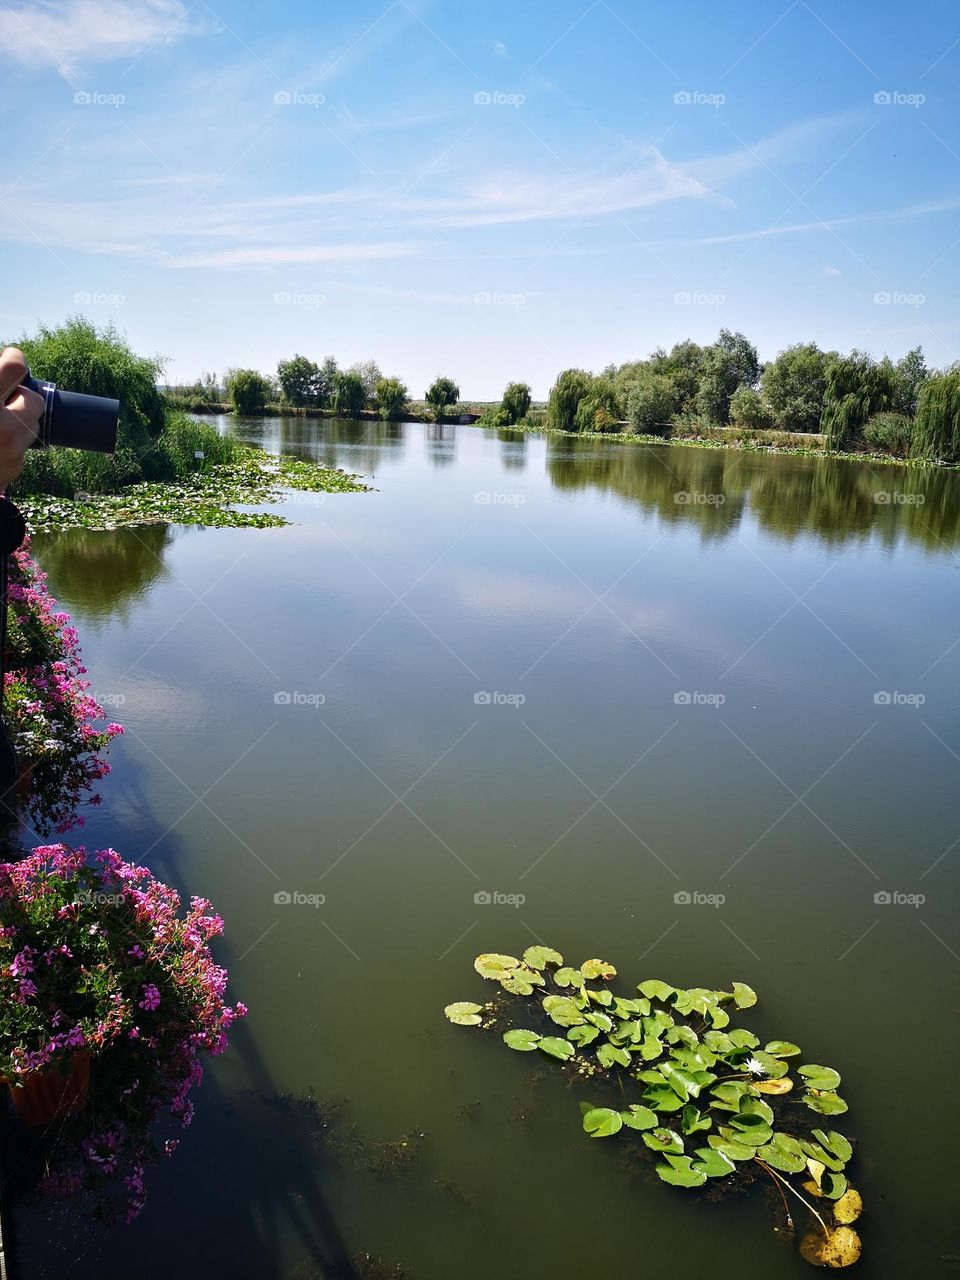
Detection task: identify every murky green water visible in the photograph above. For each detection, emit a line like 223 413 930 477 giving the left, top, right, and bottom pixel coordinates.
22 418 960 1278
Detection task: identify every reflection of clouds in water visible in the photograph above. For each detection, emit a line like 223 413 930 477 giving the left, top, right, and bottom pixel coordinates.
452 568 673 634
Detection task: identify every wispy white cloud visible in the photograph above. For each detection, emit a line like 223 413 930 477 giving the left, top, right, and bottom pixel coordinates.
164 241 421 269
0 0 213 79
661 197 960 247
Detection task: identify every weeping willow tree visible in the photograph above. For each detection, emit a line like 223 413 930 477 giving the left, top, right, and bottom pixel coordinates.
821 353 896 451
912 369 960 462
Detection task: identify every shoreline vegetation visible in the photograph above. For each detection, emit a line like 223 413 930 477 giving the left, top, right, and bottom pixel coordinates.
6 318 959 534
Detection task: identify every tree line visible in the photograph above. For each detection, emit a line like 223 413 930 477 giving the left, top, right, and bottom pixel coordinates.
173 329 960 462
545 331 960 461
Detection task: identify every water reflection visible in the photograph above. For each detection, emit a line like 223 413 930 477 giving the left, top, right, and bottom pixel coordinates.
30 525 176 626
423 422 457 466
228 414 405 477
495 428 528 471
546 437 960 551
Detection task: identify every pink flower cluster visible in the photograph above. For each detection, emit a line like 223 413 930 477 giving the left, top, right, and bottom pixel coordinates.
0 843 246 1221
4 542 123 835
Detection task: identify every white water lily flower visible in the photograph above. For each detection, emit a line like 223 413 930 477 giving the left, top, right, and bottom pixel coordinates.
744 1056 767 1075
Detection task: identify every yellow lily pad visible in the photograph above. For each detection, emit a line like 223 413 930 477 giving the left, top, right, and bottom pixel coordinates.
474 954 519 980
799 1226 862 1268
755 1077 794 1095
833 1188 863 1224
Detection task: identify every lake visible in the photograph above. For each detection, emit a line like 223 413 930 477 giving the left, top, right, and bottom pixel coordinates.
22 416 960 1278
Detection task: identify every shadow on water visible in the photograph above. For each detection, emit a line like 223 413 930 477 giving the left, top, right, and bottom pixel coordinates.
11 764 362 1280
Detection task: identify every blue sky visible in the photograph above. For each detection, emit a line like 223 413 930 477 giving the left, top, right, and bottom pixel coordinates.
1 0 959 397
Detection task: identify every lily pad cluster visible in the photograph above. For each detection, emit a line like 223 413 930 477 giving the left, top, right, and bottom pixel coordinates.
445 947 863 1269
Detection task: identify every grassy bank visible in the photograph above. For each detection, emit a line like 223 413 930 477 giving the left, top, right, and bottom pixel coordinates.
471 417 956 470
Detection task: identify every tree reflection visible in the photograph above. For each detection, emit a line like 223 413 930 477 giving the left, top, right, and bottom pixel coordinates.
31 525 175 626
546 438 960 551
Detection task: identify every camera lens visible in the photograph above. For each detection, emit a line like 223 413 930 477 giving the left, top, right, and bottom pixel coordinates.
22 376 118 454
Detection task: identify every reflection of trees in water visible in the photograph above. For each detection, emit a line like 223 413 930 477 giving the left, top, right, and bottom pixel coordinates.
546 439 960 551
495 429 528 472
243 417 407 479
423 424 456 466
31 525 175 627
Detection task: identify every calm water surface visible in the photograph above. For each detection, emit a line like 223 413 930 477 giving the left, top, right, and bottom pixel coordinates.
22 418 960 1278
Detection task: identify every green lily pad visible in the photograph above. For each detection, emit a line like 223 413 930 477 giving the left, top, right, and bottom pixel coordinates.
566 1024 600 1047
522 945 563 970
707 1135 756 1161
731 982 758 1009
656 1156 706 1188
643 1128 684 1154
444 1001 484 1026
581 959 616 980
812 1129 853 1163
638 979 675 1002
554 967 584 988
804 1090 848 1116
597 1043 631 1069
692 1146 736 1178
620 1105 658 1131
542 995 586 1027
641 1084 685 1112
821 1172 848 1200
582 1107 623 1137
681 1105 712 1135
585 1012 614 1032
474 954 519 980
757 1133 806 1173
764 1040 801 1057
503 1028 541 1051
799 1064 841 1090
538 1036 575 1061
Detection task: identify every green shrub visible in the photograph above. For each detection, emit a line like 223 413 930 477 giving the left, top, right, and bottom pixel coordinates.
546 369 592 432
573 376 620 432
821 353 896 450
501 382 532 425
862 411 913 457
226 369 271 415
912 370 960 462
625 371 678 435
729 386 773 429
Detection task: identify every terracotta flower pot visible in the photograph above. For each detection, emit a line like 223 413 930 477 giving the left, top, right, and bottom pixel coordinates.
7 1051 91 1127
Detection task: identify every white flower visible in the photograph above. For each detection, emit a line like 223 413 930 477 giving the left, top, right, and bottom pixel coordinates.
744 1056 767 1076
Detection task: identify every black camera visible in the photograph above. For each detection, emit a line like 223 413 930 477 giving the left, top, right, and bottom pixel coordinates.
22 375 119 454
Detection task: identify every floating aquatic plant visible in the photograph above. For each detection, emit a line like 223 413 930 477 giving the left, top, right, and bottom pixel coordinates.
445 947 862 1269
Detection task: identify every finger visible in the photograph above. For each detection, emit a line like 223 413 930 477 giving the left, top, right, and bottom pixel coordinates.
0 347 29 403
2 388 43 441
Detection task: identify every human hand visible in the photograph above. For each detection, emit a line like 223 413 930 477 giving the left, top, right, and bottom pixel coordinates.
0 347 41 487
